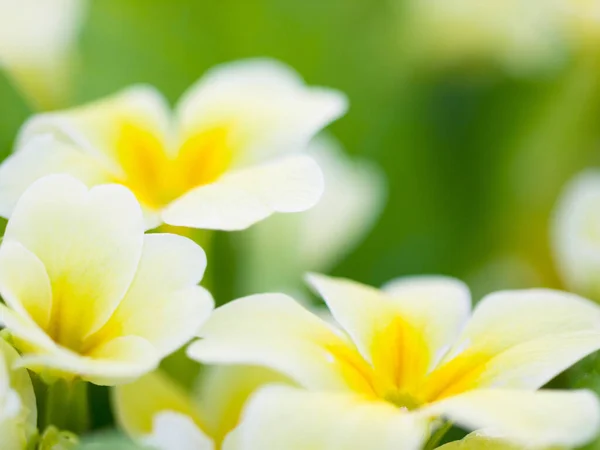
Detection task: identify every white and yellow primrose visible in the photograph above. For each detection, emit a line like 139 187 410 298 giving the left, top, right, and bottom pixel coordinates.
113 367 287 450
0 338 37 450
0 174 213 385
189 274 600 449
552 170 600 302
0 59 347 231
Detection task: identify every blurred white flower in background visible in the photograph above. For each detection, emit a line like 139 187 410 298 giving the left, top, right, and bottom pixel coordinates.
0 0 88 109
239 135 386 295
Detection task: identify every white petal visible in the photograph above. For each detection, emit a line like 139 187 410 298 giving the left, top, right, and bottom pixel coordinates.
17 335 158 386
113 370 204 438
176 58 347 165
162 155 324 231
0 304 57 353
88 233 213 357
142 411 214 450
425 389 600 448
0 135 110 218
0 241 52 329
4 175 145 347
551 170 600 299
188 293 368 392
17 85 172 168
235 386 427 450
438 289 600 392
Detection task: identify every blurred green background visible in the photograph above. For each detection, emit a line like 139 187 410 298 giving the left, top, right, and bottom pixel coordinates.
2 0 600 443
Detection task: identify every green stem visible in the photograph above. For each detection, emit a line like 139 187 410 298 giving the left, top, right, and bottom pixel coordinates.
42 379 89 435
423 421 453 450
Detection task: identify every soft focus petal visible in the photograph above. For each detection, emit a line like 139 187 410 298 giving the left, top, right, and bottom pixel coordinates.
113 370 203 438
0 135 111 218
0 241 53 330
188 293 372 393
428 289 600 396
162 155 324 230
425 389 600 448
551 171 600 300
235 385 427 450
438 432 560 450
176 59 348 166
17 85 172 170
17 335 157 385
142 411 214 450
4 175 144 348
196 365 293 443
88 233 213 357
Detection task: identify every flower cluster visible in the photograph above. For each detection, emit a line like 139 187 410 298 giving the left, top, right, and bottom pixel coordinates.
0 53 599 450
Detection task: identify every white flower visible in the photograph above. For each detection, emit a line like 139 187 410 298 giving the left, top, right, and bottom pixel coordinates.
0 59 347 231
0 174 213 385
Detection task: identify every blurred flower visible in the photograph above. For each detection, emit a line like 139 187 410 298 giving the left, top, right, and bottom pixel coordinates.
0 0 87 109
190 274 600 449
113 367 287 450
0 59 347 231
239 135 386 294
551 171 600 301
0 174 213 385
402 0 600 75
0 338 37 450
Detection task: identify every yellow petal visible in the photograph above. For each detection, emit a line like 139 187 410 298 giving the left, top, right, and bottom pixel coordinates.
4 175 144 351
425 289 600 398
113 370 204 438
437 432 560 450
188 293 374 394
162 155 324 231
176 58 347 166
425 389 600 448
86 233 213 357
235 385 427 450
0 241 52 330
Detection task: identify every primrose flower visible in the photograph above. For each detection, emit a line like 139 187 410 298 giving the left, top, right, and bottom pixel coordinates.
0 59 347 231
189 274 600 449
240 136 386 294
438 432 562 450
0 0 87 109
0 175 213 385
552 171 600 301
0 338 36 450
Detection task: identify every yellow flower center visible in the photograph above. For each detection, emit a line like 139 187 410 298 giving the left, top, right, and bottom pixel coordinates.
115 122 234 210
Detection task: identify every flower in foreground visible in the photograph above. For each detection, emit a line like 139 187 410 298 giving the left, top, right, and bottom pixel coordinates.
0 59 347 231
113 367 287 450
0 174 213 385
239 135 386 294
0 0 87 109
437 431 561 449
0 338 37 450
552 170 600 302
189 274 600 449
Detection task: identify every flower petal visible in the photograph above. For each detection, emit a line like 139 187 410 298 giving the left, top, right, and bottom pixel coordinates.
187 293 371 393
551 170 600 300
17 335 157 385
176 59 347 166
17 85 172 169
4 175 145 349
196 365 293 443
0 241 52 330
428 289 600 395
235 385 427 450
87 233 213 357
0 304 57 353
0 135 111 218
113 370 204 438
425 389 600 448
162 155 324 230
142 411 214 450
